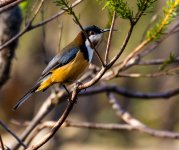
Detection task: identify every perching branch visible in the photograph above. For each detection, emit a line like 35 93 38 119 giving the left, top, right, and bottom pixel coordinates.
28 86 79 150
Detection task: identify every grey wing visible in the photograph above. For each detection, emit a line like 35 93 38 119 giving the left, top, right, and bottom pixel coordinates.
40 47 79 78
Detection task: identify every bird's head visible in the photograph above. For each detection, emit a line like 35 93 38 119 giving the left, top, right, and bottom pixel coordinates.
83 25 110 48
74 25 110 48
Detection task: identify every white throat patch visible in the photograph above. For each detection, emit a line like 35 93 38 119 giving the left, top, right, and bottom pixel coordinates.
85 33 102 62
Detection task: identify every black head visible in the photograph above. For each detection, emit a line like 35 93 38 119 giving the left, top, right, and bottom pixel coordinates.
84 25 110 36
82 25 110 47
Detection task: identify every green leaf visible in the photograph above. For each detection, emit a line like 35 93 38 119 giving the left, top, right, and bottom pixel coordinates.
159 53 177 71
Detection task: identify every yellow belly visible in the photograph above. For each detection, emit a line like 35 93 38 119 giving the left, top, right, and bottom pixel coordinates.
36 51 89 91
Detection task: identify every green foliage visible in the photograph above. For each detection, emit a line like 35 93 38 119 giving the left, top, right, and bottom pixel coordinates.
54 0 72 14
98 0 133 20
137 0 157 12
159 53 177 71
19 0 29 16
147 0 179 40
54 0 82 29
98 0 157 23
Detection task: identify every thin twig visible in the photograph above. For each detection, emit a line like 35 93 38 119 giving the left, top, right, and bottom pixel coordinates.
27 120 179 140
41 4 49 64
0 135 5 150
0 0 45 51
108 93 145 127
11 92 59 150
0 120 27 148
28 87 79 150
65 121 179 139
108 25 134 68
117 67 179 78
138 57 179 65
81 84 179 99
56 21 63 53
0 0 20 7
105 11 116 65
0 0 84 50
0 0 24 13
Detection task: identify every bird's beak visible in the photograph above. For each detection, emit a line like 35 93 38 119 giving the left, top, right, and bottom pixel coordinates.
101 29 119 33
101 29 110 33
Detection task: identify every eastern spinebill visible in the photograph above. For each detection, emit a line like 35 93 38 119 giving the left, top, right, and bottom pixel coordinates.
13 25 110 110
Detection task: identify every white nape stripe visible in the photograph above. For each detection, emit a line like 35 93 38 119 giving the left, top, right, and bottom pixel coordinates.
85 40 94 62
85 33 102 62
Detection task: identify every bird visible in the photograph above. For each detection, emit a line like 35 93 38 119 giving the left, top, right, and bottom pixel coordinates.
13 25 110 110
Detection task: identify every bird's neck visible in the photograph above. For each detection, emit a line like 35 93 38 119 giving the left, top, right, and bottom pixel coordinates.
74 31 86 46
74 32 94 62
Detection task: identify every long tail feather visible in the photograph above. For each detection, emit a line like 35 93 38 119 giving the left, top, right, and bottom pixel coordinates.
13 84 40 110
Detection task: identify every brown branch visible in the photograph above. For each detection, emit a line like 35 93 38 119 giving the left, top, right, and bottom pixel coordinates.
138 57 179 65
0 120 27 148
108 25 134 68
81 84 179 99
107 0 149 68
28 86 79 150
117 67 179 78
105 11 116 64
0 0 44 51
108 93 145 127
139 21 179 58
0 0 24 13
101 21 179 81
11 92 60 149
117 20 179 73
65 121 179 139
106 93 179 139
28 120 179 140
0 0 19 7
0 135 5 150
0 0 84 51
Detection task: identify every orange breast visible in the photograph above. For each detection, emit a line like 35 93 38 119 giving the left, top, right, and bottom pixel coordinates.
36 51 89 92
51 51 89 83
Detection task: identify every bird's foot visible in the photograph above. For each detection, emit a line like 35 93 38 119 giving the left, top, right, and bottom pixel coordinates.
74 81 86 94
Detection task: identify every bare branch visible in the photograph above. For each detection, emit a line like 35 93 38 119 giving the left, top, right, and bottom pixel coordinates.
108 25 134 68
81 84 179 99
105 11 116 64
0 0 24 13
117 67 179 78
0 0 20 7
28 120 179 140
0 120 27 148
108 93 145 127
0 0 84 50
0 0 44 51
28 86 79 150
0 135 5 150
65 121 179 139
138 57 179 65
11 92 59 149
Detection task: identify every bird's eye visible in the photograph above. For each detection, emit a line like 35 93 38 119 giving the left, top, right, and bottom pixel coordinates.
89 31 95 35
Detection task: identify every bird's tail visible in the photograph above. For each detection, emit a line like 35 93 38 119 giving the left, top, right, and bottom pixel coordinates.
13 83 40 110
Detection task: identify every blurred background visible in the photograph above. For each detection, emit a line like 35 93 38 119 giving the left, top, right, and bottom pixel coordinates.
0 0 179 149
